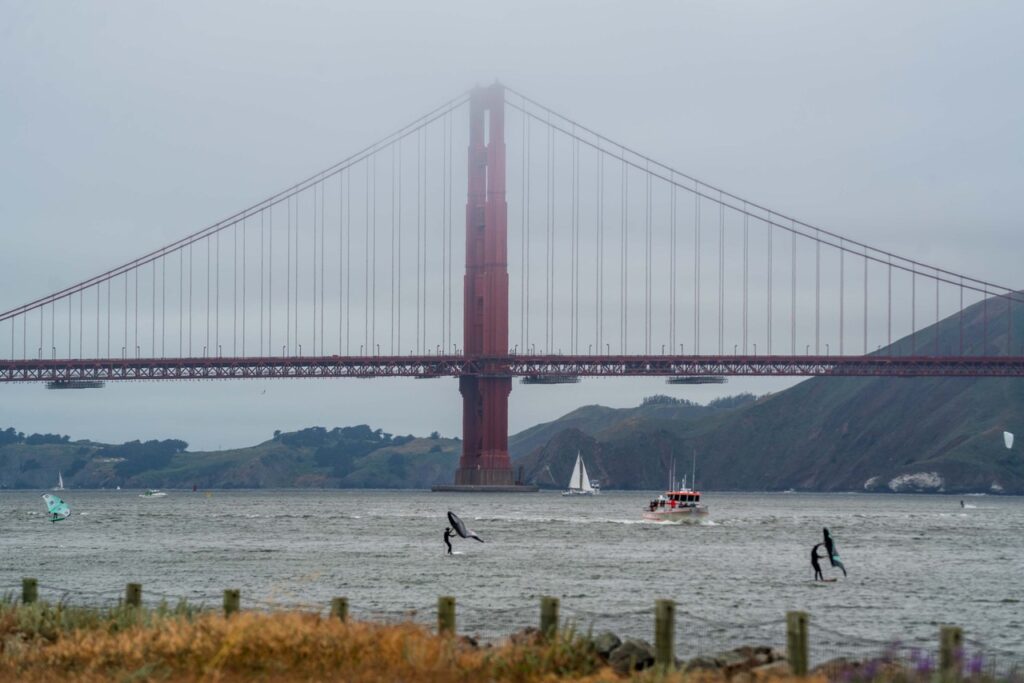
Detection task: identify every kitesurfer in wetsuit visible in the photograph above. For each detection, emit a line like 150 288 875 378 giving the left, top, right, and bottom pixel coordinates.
443 526 454 555
811 543 825 581
960 499 965 509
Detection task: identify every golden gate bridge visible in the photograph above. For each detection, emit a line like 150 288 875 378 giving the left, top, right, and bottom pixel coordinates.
2 83 1021 489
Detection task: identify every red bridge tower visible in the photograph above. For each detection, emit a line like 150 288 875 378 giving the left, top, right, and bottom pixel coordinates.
434 83 536 492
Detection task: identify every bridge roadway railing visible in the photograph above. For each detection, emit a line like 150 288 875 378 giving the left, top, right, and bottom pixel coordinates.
2 353 1024 382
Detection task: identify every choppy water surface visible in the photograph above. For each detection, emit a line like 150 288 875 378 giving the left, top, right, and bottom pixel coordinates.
2 490 1022 660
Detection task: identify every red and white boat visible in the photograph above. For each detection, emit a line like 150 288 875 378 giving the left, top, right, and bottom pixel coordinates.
642 457 708 522
643 486 708 522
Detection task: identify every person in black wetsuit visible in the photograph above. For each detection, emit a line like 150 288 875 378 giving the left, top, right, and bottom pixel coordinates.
811 543 825 581
443 526 454 555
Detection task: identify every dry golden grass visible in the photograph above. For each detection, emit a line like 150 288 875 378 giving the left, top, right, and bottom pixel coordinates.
0 599 824 683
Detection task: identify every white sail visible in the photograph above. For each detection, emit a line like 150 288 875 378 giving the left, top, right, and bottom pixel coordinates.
577 456 595 492
1005 431 1014 449
568 454 583 491
54 471 64 491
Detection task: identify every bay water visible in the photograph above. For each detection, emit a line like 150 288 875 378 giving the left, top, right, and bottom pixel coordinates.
2 490 1021 663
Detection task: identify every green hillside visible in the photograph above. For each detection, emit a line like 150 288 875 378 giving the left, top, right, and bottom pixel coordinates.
0 426 459 490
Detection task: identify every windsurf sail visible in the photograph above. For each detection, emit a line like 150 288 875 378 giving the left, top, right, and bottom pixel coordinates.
1004 431 1014 449
42 493 70 523
823 527 847 577
447 510 484 543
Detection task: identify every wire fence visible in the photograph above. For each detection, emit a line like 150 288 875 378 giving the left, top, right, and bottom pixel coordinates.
2 580 1022 680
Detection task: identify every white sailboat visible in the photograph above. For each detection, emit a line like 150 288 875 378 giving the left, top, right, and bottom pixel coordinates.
53 471 65 491
562 452 599 496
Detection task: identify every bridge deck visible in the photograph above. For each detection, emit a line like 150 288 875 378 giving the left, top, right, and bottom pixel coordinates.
2 354 1023 382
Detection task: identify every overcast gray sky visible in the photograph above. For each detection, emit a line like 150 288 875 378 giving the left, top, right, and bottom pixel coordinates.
1 1 1022 450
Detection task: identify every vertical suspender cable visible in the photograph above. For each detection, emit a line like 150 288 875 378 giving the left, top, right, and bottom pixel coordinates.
259 210 264 356
397 147 402 352
644 168 650 353
206 235 210 355
391 146 397 354
959 278 964 355
346 171 351 354
791 229 796 355
286 197 291 354
864 249 868 354
548 122 557 352
234 224 238 355
770 210 774 356
887 258 892 350
268 203 273 355
215 234 219 356
152 261 156 357
520 106 527 353
694 184 700 356
415 133 421 353
618 156 626 352
597 150 603 353
339 170 344 354
911 265 916 355
744 207 749 355
719 194 724 355
983 285 988 353
525 110 531 352
447 111 454 352
313 184 318 354
440 116 447 352
815 231 820 354
420 130 426 353
669 173 675 354
242 217 247 357
368 156 373 354
373 156 379 355
572 136 579 354
839 241 844 355
321 180 325 355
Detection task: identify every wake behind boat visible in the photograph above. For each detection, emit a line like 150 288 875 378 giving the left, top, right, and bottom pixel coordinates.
139 489 167 498
562 452 599 496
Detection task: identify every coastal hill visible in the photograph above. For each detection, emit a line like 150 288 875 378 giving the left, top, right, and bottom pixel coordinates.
2 294 1022 493
515 293 1024 494
0 426 460 490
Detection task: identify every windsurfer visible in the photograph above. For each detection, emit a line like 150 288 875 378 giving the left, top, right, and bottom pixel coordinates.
443 526 454 555
811 543 825 581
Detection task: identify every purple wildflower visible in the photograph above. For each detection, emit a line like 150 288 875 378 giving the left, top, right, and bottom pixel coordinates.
967 652 985 676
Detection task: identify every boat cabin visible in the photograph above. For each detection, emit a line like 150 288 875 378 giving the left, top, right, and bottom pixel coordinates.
648 490 702 511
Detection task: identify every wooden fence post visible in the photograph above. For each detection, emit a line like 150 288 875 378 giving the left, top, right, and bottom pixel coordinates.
330 597 349 622
940 625 963 683
223 589 240 617
655 599 676 670
437 596 456 635
540 596 560 639
786 611 809 676
125 583 142 607
21 577 38 605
